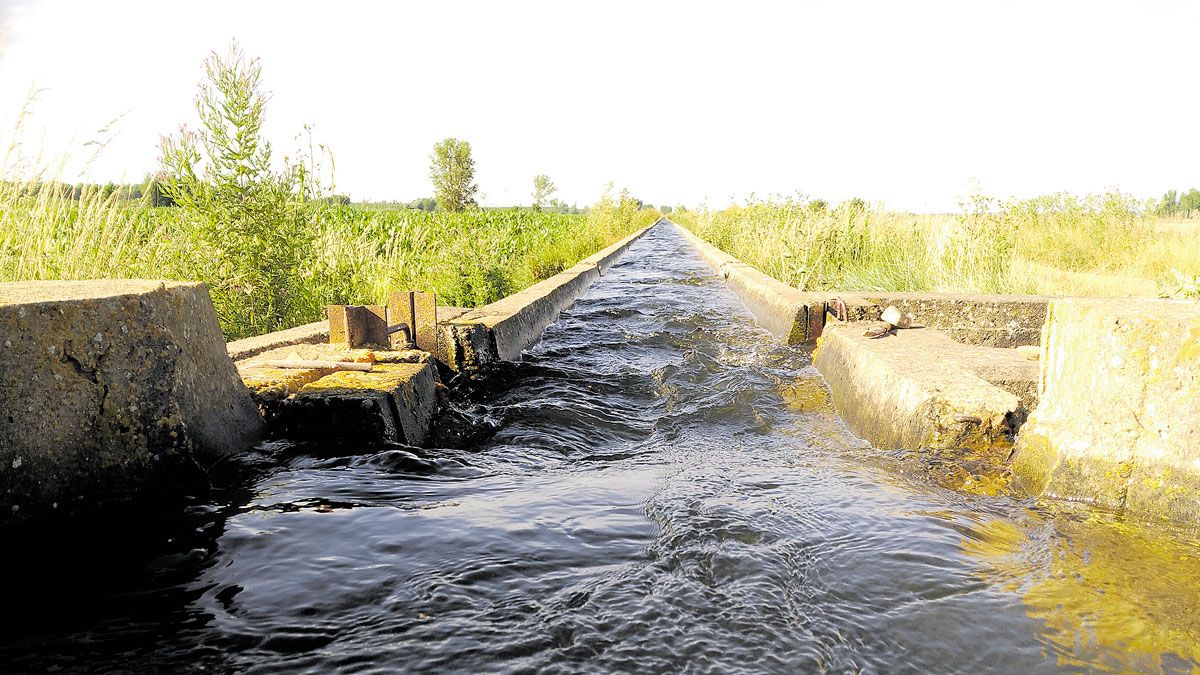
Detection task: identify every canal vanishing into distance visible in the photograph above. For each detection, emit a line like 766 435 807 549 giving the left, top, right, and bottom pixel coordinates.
3 225 1199 672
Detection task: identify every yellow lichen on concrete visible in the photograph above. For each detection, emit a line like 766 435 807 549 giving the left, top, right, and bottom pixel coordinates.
300 363 426 395
1010 297 1200 524
779 376 835 413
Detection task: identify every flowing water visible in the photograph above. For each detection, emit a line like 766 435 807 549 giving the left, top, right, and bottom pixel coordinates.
3 224 1200 673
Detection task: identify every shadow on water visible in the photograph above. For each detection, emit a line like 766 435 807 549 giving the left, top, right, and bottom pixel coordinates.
2 224 1199 673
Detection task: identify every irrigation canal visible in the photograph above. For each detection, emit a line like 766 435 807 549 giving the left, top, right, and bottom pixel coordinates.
3 225 1199 672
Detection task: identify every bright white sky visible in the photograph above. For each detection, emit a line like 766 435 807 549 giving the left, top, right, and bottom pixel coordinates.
1 0 1197 212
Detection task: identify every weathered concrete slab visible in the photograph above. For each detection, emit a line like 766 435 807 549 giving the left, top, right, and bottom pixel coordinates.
0 280 264 525
226 320 328 361
813 324 1028 459
272 361 437 445
1010 298 1200 524
446 223 656 370
236 344 430 425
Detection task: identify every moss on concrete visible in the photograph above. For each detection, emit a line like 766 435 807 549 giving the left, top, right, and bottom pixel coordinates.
1010 297 1200 525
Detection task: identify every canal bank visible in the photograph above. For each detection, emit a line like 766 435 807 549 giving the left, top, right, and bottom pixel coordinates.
671 220 1200 527
0 224 656 525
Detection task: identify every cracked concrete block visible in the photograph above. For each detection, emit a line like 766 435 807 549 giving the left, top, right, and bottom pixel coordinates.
0 280 264 525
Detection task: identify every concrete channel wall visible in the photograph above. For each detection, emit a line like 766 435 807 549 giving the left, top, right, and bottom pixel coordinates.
671 220 1039 457
670 222 1048 348
444 223 657 371
1010 298 1200 525
0 227 657 526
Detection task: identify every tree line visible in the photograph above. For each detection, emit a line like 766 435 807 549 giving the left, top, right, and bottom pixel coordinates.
1156 188 1200 217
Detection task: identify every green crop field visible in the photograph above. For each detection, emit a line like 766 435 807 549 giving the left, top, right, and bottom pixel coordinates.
0 183 659 340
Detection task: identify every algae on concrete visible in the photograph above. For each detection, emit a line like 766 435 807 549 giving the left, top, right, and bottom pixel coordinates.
271 362 438 445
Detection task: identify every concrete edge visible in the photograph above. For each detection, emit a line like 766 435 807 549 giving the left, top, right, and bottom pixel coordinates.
672 220 1039 458
227 320 330 361
813 324 1024 458
445 221 658 369
669 221 829 343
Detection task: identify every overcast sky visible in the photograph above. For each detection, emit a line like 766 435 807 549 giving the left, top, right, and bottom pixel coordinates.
1 0 1197 211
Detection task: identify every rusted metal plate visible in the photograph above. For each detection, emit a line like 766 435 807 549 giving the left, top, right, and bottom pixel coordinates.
413 291 438 354
328 305 351 345
388 291 438 354
327 305 388 347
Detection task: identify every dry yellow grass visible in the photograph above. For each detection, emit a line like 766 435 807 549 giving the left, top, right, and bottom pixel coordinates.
672 195 1200 299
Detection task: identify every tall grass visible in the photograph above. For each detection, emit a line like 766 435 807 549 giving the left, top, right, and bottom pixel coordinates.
0 177 659 339
672 194 1200 298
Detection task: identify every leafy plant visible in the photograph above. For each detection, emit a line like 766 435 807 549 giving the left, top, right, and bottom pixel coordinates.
158 41 329 337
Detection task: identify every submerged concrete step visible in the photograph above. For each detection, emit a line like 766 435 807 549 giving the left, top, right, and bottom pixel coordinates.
274 362 437 446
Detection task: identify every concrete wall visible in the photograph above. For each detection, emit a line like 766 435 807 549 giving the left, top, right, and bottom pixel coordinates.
674 221 1037 459
1010 298 1200 525
840 293 1047 349
0 280 264 525
445 223 657 370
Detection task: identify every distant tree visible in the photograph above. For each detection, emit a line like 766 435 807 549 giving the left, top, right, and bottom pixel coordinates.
531 174 557 211
401 197 437 211
1181 189 1200 217
429 138 477 212
1157 190 1180 216
660 205 673 215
